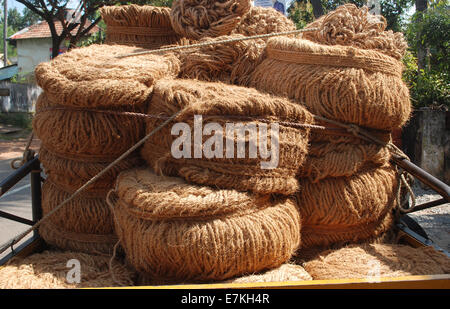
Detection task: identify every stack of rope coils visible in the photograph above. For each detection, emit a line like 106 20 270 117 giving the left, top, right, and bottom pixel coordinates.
32 44 180 254
15 2 449 287
249 4 412 248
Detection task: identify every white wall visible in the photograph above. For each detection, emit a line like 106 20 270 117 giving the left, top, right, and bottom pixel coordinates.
16 38 53 76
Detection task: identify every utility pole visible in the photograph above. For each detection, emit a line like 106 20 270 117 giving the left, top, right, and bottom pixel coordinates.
3 0 7 67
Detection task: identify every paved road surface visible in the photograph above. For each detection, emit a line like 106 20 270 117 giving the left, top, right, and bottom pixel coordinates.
0 158 34 260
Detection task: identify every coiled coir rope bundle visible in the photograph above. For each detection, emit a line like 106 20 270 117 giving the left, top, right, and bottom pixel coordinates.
300 210 396 250
107 168 301 282
169 0 251 40
0 250 135 288
296 165 399 249
39 221 118 255
301 4 408 60
299 130 392 181
34 44 180 108
178 34 266 87
303 243 450 280
41 180 114 235
38 146 144 195
141 78 314 195
250 37 411 131
232 6 296 37
225 264 312 283
136 263 312 285
177 6 295 86
33 93 146 160
100 5 189 50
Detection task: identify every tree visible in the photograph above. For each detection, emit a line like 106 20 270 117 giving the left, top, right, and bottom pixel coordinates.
310 0 324 17
6 7 41 30
414 0 428 70
289 0 413 31
403 1 449 108
15 1 165 58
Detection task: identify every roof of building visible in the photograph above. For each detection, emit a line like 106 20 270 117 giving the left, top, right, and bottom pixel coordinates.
9 19 100 40
0 64 18 81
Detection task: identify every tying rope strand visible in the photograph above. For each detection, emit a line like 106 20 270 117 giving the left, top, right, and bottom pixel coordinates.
115 28 319 58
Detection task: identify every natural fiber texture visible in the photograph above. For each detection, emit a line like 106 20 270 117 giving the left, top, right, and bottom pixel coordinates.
39 146 144 194
101 5 189 49
114 168 272 219
302 4 408 60
296 163 399 249
297 165 398 227
35 44 180 108
178 34 266 86
108 168 302 282
41 180 114 235
304 243 450 280
300 208 396 249
232 6 296 37
299 131 392 181
33 93 146 160
141 78 313 195
225 264 312 283
250 37 411 131
170 0 251 40
39 221 118 256
0 250 135 288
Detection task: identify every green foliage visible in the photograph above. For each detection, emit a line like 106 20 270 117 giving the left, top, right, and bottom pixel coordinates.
379 0 412 32
403 1 449 108
0 112 33 130
5 7 40 30
288 1 314 28
288 0 412 31
402 51 450 108
406 3 449 72
0 24 18 58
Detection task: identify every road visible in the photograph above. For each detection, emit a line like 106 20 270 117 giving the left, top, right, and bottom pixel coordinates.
0 158 34 261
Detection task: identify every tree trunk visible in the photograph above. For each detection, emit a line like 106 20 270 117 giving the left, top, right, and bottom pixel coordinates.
51 36 63 59
415 0 428 72
310 0 325 18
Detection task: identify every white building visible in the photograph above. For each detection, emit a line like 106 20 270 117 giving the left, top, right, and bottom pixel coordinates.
8 18 99 78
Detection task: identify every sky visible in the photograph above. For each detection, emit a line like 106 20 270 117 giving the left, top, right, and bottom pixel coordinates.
8 0 81 12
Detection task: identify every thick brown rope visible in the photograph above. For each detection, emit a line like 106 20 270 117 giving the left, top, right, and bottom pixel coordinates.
115 28 320 58
0 109 185 256
11 132 35 170
313 115 409 160
36 106 326 131
106 25 177 36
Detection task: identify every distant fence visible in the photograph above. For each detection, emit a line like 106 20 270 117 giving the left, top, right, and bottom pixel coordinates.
0 81 42 113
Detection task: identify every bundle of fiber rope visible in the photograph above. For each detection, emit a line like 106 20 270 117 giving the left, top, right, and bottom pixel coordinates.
297 164 399 248
107 168 302 282
100 4 190 49
247 6 412 249
140 78 314 195
176 6 297 86
232 6 296 37
301 4 408 61
178 34 266 87
32 44 181 254
0 250 135 288
169 0 252 40
303 243 450 280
